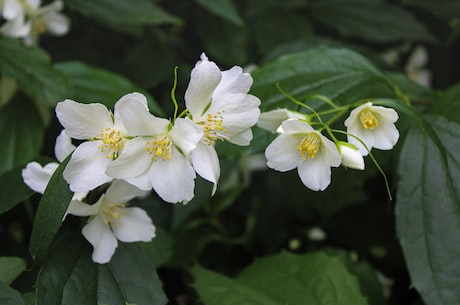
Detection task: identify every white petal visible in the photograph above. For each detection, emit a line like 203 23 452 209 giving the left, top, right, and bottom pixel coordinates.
66 198 102 217
279 119 314 135
2 0 23 20
104 179 148 204
213 66 252 97
169 118 203 155
338 143 365 170
106 137 152 179
63 141 112 192
22 162 59 194
43 12 69 35
124 173 152 192
318 134 342 168
297 158 332 191
117 98 169 136
113 92 148 132
265 134 303 172
257 109 305 132
374 105 399 123
82 216 118 264
185 57 222 117
54 130 75 162
228 129 253 146
191 142 220 195
149 148 196 203
347 126 374 156
371 123 400 150
55 100 113 140
112 207 155 242
0 15 31 38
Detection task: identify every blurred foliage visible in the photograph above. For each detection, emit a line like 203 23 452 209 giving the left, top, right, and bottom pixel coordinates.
1 0 460 305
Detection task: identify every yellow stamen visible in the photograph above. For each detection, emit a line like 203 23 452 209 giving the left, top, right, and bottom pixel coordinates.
32 19 47 35
145 135 172 161
100 203 127 227
298 133 321 159
197 111 229 145
359 109 379 129
93 128 125 159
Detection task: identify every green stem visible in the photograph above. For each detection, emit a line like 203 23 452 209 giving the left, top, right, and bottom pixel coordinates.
171 66 179 121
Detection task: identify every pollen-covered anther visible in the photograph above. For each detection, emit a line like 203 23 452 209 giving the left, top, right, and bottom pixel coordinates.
100 203 127 227
146 136 172 161
298 133 321 160
359 109 379 129
95 128 125 159
198 111 229 145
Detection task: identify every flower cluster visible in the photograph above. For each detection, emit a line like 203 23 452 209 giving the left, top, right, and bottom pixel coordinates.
22 54 261 263
0 0 69 45
258 100 399 191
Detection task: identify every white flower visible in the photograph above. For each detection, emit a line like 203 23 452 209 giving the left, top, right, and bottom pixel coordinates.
185 53 261 194
66 180 155 264
344 102 399 156
55 93 146 193
257 108 305 133
265 120 341 191
0 13 31 38
1 0 24 20
337 142 365 170
105 98 203 204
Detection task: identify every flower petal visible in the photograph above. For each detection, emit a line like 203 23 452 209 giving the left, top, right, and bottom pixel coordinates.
297 157 332 191
66 198 102 217
228 129 253 146
149 148 196 203
185 54 222 118
63 141 112 192
112 207 155 243
191 142 220 195
2 0 23 20
82 216 118 264
213 66 252 97
104 179 148 204
106 137 152 179
22 162 59 194
257 109 305 133
125 172 152 192
54 130 75 163
371 123 399 150
169 118 202 155
0 15 30 38
56 100 113 139
43 12 69 35
279 119 314 135
265 134 303 172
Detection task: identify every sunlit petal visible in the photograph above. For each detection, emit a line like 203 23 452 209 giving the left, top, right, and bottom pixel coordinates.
82 216 118 264
112 207 155 243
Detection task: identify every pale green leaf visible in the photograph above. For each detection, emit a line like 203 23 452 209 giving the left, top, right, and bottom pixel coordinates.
396 115 460 305
0 257 26 285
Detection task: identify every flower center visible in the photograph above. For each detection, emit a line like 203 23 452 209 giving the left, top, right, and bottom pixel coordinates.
32 19 47 35
197 112 228 145
359 109 379 129
298 133 321 159
146 135 172 161
100 203 126 227
95 128 125 159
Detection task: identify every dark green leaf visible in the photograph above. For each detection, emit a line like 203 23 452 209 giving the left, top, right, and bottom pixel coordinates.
0 37 68 106
55 61 165 116
396 115 460 305
195 0 244 25
0 282 25 305
29 156 73 263
140 227 173 268
37 230 168 305
64 0 180 31
402 0 460 21
431 82 460 124
309 0 436 43
0 98 44 175
0 257 26 285
192 252 368 305
251 46 392 111
0 166 35 215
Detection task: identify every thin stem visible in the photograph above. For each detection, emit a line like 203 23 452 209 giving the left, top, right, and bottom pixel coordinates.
306 94 339 109
171 66 179 121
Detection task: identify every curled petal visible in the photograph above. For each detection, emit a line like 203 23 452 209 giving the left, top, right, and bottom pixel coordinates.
22 162 59 194
112 207 155 243
191 142 220 195
82 216 118 264
104 179 148 204
54 130 75 163
169 118 203 155
213 66 252 97
117 98 168 136
257 109 305 133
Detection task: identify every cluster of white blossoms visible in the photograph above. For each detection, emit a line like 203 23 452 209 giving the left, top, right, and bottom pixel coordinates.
0 0 69 45
22 53 261 263
258 101 399 191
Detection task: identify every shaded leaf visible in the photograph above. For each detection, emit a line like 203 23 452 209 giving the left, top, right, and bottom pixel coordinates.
29 157 72 263
195 0 244 25
309 0 436 43
55 61 164 116
396 115 460 305
0 37 68 105
402 0 460 21
0 98 44 175
0 257 26 285
431 82 460 124
0 166 35 215
0 282 25 305
192 252 368 305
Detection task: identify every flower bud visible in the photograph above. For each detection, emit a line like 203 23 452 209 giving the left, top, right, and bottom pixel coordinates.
338 142 365 170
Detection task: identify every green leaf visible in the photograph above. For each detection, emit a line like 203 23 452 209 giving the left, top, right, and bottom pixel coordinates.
0 166 35 215
402 0 460 21
0 282 25 305
308 0 436 43
29 156 73 263
431 82 460 124
0 257 26 285
192 252 368 305
0 98 44 175
396 115 460 305
64 0 180 31
37 230 168 305
0 37 68 106
251 46 392 111
195 0 244 25
55 61 165 116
